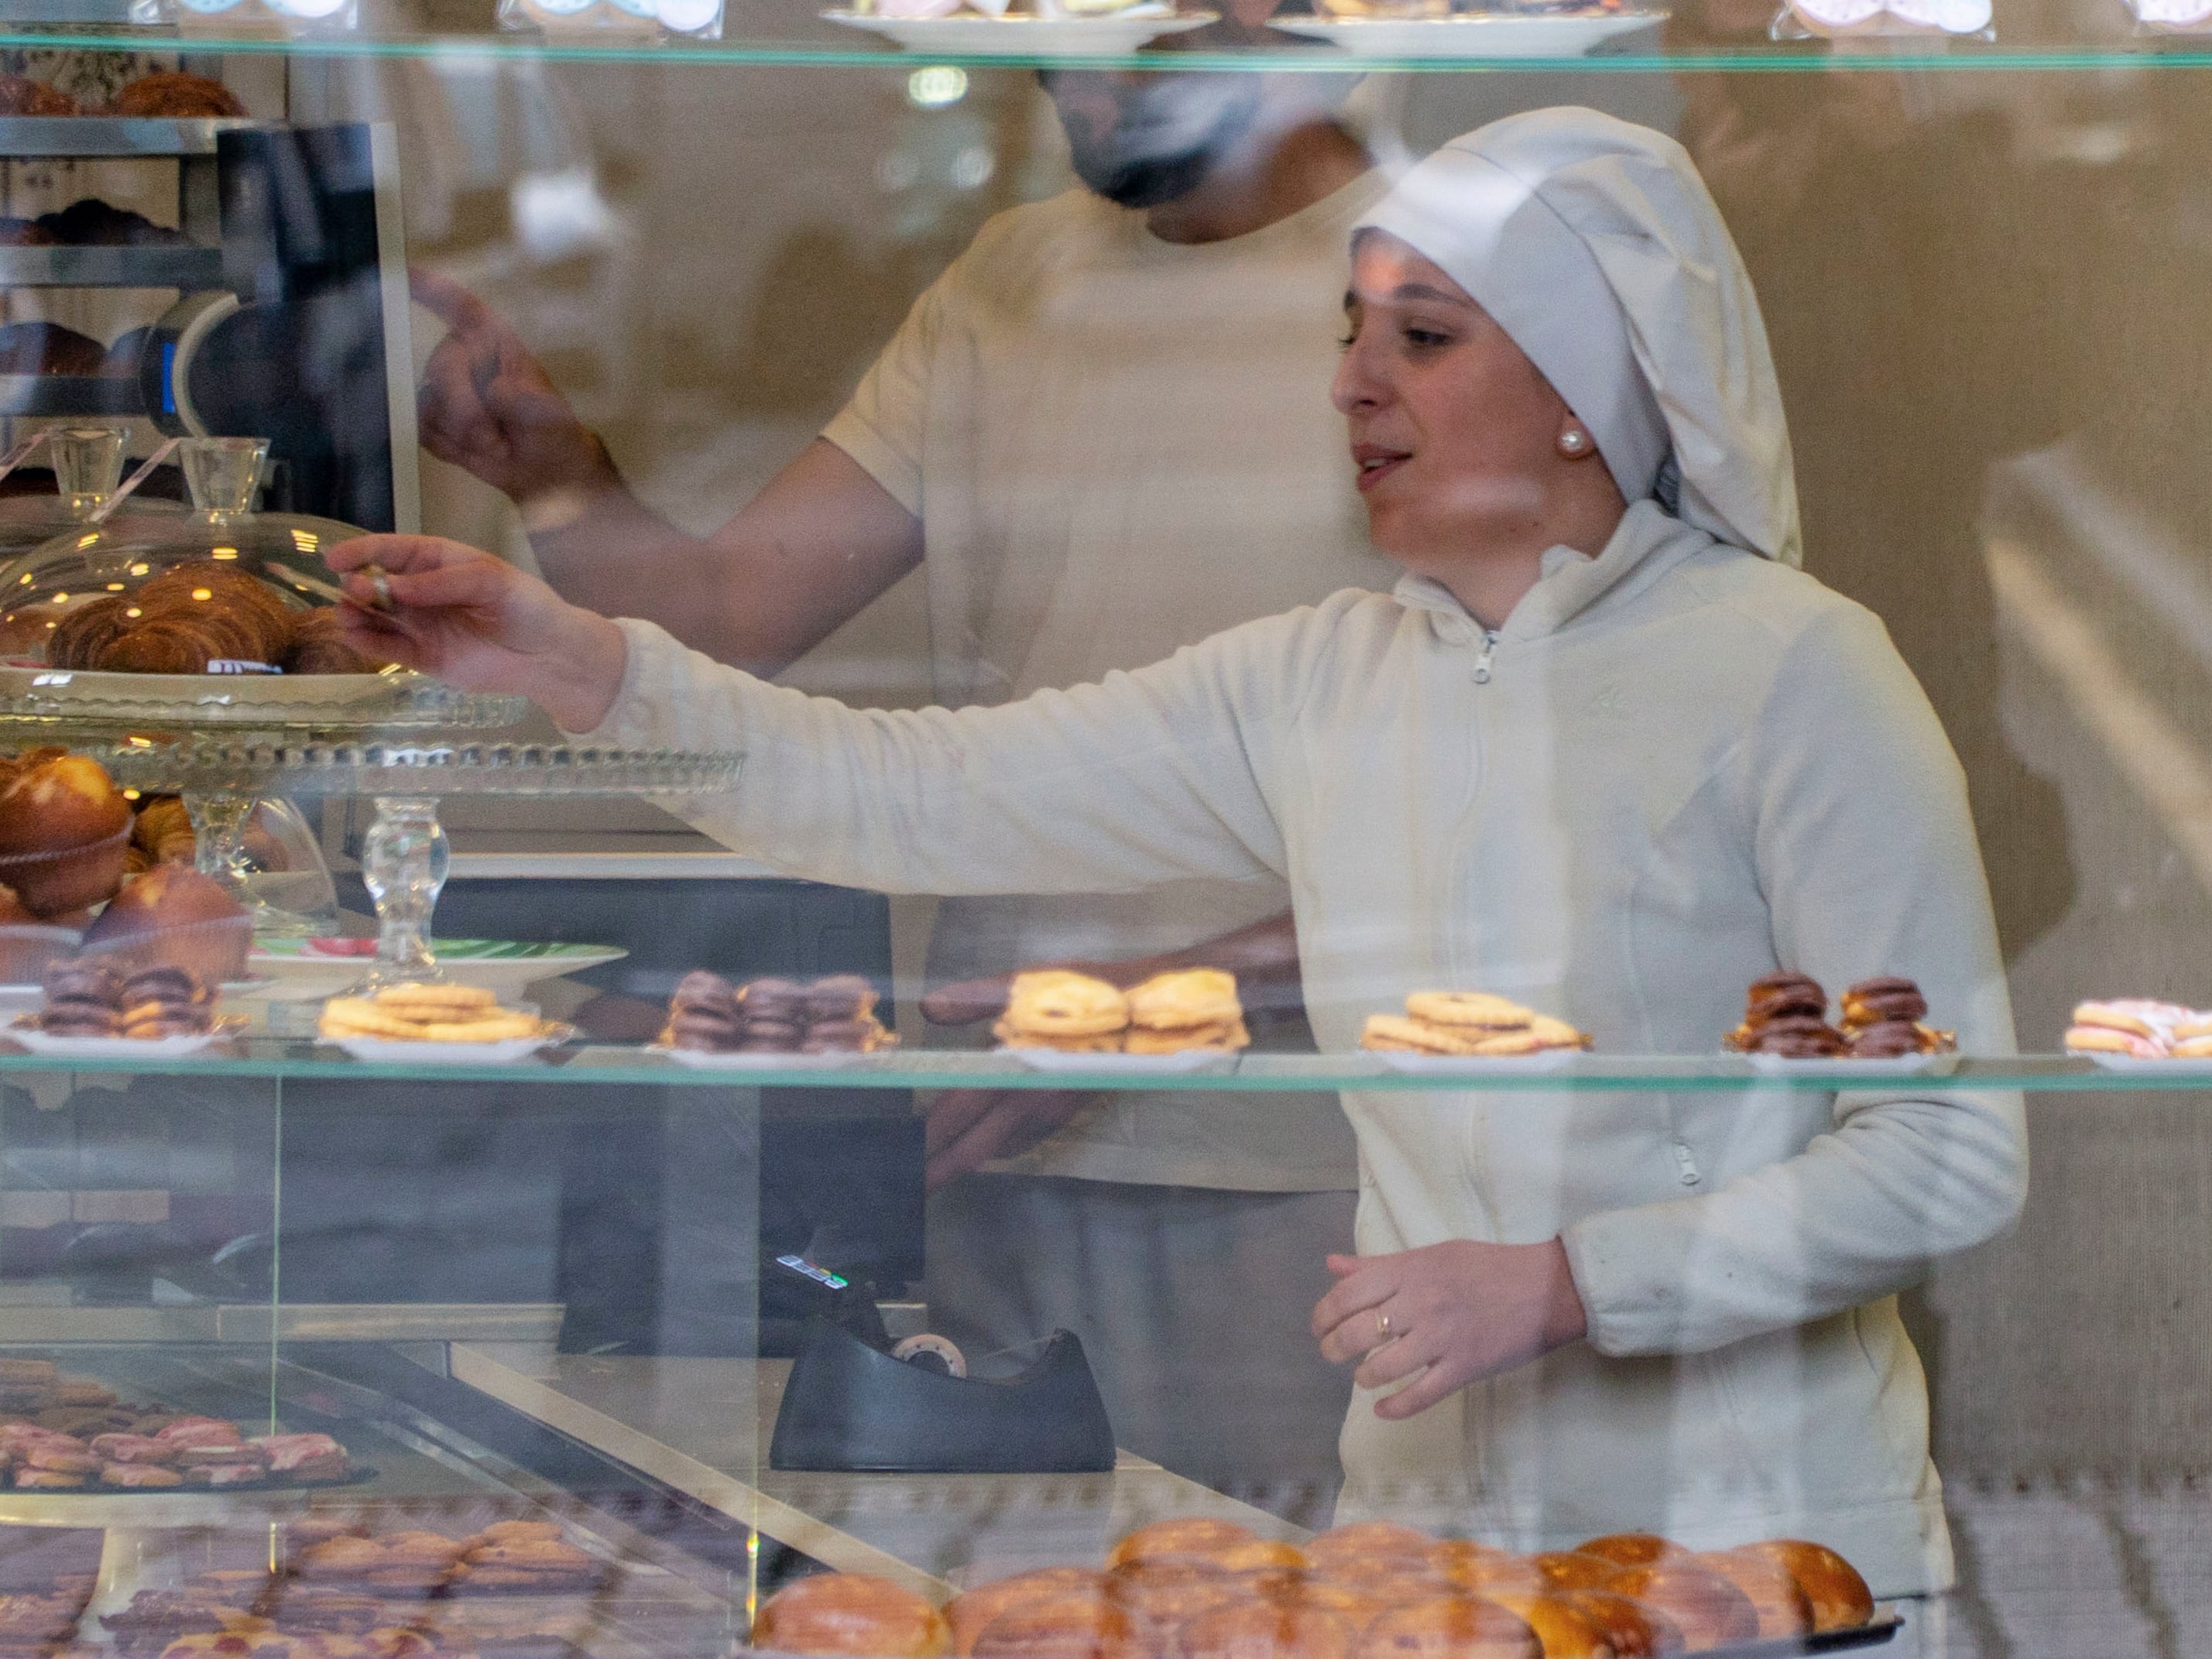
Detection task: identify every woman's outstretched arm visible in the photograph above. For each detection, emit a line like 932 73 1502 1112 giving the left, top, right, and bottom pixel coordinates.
329 534 1295 900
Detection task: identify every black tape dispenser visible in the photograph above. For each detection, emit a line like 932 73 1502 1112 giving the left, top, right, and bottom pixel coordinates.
766 1255 1115 1474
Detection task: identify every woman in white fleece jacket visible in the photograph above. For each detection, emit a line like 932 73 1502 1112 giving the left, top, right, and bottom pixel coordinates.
334 109 2024 1606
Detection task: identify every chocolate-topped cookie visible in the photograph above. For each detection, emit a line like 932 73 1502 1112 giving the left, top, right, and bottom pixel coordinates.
1744 1013 1846 1055
44 959 121 1005
1847 1020 1926 1057
121 965 207 1006
736 1016 804 1046
1842 976 1927 1027
668 1006 742 1051
736 976 808 1017
803 973 877 1022
670 969 736 1013
1747 971 1823 1004
801 1016 880 1051
1748 984 1826 1023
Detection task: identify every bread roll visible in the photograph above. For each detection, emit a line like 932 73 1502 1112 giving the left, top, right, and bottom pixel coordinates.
1691 1551 1811 1640
110 71 246 117
0 74 78 115
1425 1542 1516 1583
1526 1555 1615 1593
1559 1592 1682 1657
1103 1558 1244 1643
753 1573 950 1657
949 1571 1102 1657
81 862 251 983
1572 1537 1686 1571
1261 1578 1386 1633
1471 1593 1611 1659
1735 1541 1873 1633
971 1589 1138 1659
1108 1520 1257 1569
1428 1557 1542 1599
1306 1524 1439 1567
1353 1597 1539 1659
1180 1601 1358 1659
1212 1543 1309 1574
1599 1567 1754 1652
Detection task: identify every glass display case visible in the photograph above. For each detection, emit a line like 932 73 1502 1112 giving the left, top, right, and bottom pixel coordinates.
2 5 2210 1658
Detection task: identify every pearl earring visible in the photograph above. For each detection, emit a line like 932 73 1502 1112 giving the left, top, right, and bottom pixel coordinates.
1560 427 1590 455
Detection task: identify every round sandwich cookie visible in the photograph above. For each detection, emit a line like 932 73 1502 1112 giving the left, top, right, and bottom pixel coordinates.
1404 991 1534 1031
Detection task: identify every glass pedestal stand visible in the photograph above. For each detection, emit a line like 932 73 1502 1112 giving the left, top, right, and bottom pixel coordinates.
98 740 744 990
0 678 530 936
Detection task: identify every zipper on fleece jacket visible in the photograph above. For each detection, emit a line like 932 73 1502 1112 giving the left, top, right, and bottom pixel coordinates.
1472 630 1500 685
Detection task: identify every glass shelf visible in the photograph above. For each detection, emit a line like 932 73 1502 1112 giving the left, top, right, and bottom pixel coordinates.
0 1044 2196 1089
6 21 2212 68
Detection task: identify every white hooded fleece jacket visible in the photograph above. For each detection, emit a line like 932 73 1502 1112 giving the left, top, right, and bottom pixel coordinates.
575 498 2025 1596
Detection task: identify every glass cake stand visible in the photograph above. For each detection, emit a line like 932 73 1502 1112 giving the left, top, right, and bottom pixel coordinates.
94 740 744 989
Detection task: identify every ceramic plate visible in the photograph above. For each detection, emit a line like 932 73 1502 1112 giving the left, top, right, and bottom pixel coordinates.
242 939 628 1002
659 1046 878 1071
1274 11 1663 57
9 1027 232 1058
1370 1047 1578 1075
1005 1047 1236 1074
323 1030 568 1065
822 9 1216 54
2078 1051 2212 1072
1742 1051 1960 1078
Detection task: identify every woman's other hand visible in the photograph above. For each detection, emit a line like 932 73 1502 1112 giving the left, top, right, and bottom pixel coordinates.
412 269 621 512
328 534 628 732
1312 1239 1588 1420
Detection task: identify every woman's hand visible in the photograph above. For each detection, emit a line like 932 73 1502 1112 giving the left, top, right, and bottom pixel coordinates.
1312 1239 1588 1420
327 534 629 732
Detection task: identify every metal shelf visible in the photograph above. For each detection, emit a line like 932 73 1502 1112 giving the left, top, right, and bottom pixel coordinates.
0 116 259 159
0 373 142 416
0 244 221 289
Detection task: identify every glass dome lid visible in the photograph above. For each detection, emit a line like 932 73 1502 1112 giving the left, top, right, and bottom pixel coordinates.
0 438 372 674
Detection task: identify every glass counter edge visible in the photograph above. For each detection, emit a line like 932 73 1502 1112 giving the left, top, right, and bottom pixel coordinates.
0 1047 2187 1088
8 28 2212 68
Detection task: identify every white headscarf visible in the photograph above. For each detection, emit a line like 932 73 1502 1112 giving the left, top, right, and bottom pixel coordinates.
1353 108 1802 567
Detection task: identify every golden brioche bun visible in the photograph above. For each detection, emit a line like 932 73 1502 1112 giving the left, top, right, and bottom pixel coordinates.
1526 1555 1616 1593
972 1589 1140 1659
0 753 130 914
950 1571 1103 1657
1735 1541 1873 1633
81 862 250 982
1692 1552 1811 1640
1572 1537 1687 1571
1108 1521 1257 1569
1212 1543 1309 1574
1179 1601 1359 1659
1353 1597 1539 1659
1559 1592 1682 1657
1473 1592 1612 1659
754 1573 951 1657
1105 1558 1244 1640
1425 1541 1514 1576
1430 1558 1542 1599
1600 1566 1756 1652
1260 1579 1386 1631
1304 1525 1439 1568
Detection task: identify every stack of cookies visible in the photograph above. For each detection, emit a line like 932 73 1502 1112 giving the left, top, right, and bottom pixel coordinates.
660 971 898 1054
1125 969 1248 1054
29 959 216 1039
1723 973 1953 1057
2065 999 2212 1059
318 982 553 1045
1360 992 1590 1057
991 968 1250 1055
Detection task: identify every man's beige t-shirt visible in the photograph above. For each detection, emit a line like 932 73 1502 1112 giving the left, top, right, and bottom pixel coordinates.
822 171 1394 1192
